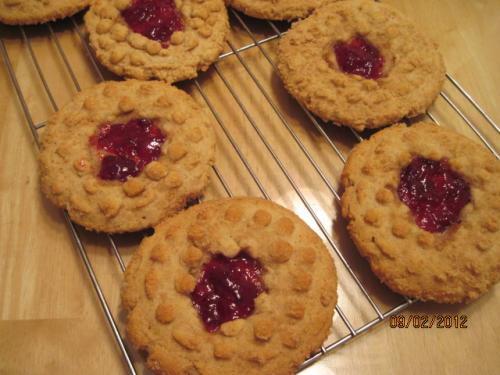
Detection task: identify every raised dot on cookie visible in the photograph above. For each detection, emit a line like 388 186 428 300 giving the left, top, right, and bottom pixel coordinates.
375 188 393 204
286 300 305 319
128 34 147 50
298 247 316 265
175 274 196 295
291 269 312 292
213 340 234 360
130 51 146 66
417 232 435 248
280 329 299 349
220 319 244 337
144 161 168 181
83 178 99 194
111 24 129 42
170 31 184 45
164 171 183 188
146 41 161 55
73 158 91 173
133 190 156 208
172 111 187 125
320 289 334 307
155 302 175 324
98 196 122 218
392 220 410 238
118 96 135 113
172 326 200 351
274 217 295 235
123 178 145 197
253 317 274 341
98 5 119 19
144 268 159 300
181 246 203 267
482 216 498 232
96 19 114 34
269 240 293 263
114 0 130 11
188 223 205 243
225 204 243 223
364 209 381 227
252 209 272 227
150 243 168 263
110 48 127 64
374 237 397 259
198 26 212 38
187 127 203 142
167 143 187 161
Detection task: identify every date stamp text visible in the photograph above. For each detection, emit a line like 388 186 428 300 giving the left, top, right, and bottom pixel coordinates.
389 314 468 329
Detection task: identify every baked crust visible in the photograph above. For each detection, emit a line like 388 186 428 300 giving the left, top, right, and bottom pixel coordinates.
84 0 229 83
122 197 337 375
341 122 500 303
39 80 216 233
277 0 446 130
225 0 338 21
0 0 89 25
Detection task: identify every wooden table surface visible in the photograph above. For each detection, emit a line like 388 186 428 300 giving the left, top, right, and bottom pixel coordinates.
1 1 499 374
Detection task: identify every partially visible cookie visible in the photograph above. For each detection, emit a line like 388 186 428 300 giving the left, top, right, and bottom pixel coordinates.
122 197 337 375
225 0 338 21
84 0 229 83
341 122 500 303
39 80 216 233
0 0 89 25
277 0 445 130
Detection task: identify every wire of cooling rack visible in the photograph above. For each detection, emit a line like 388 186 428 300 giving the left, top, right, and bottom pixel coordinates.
1 8 498 375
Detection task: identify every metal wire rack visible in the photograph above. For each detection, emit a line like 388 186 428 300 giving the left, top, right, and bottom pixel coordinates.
1 8 498 375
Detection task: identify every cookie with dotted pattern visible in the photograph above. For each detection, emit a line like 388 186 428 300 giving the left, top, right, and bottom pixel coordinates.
84 0 229 83
225 0 339 21
121 197 337 375
0 0 89 25
277 0 445 131
341 122 500 303
39 80 216 233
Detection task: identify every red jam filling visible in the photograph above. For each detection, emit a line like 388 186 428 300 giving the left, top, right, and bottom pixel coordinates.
398 157 471 233
90 118 165 181
191 252 266 333
334 36 384 79
121 0 184 47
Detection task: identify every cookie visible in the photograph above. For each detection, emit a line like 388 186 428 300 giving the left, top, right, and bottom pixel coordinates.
0 0 89 25
84 0 229 83
225 0 338 21
341 122 500 303
122 197 337 375
277 0 445 131
39 80 216 233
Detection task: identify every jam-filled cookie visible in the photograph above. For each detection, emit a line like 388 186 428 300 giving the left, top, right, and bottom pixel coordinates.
39 80 216 233
341 122 500 303
122 197 337 375
84 0 229 83
277 0 445 130
225 0 338 21
0 0 89 25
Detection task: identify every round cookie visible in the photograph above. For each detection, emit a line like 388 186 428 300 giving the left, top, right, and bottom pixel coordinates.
39 80 216 233
341 122 500 303
225 0 338 21
84 0 229 83
277 0 445 131
122 197 337 375
0 0 89 25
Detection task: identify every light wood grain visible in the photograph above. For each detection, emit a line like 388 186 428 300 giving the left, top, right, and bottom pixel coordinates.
1 1 499 374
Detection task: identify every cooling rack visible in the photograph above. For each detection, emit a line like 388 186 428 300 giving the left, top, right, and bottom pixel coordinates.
1 7 498 375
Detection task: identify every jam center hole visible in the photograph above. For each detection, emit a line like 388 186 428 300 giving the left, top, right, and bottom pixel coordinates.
397 157 471 233
90 118 165 181
121 0 184 47
191 251 266 333
334 35 384 79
